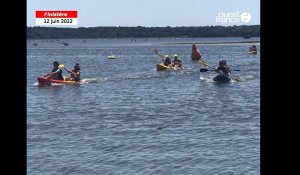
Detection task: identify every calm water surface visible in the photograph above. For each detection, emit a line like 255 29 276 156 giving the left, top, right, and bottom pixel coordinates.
27 37 260 175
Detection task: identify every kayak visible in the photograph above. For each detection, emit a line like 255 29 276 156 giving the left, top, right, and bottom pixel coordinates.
191 43 201 60
173 65 183 70
191 55 201 60
156 63 173 71
248 51 257 55
107 55 116 59
37 77 80 85
212 74 231 83
156 63 183 71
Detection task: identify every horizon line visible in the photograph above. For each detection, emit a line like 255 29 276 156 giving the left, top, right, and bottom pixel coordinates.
27 24 260 28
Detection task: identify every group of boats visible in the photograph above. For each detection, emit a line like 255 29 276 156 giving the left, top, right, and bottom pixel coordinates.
37 44 257 85
155 43 256 83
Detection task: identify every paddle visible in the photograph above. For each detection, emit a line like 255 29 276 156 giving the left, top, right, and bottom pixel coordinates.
199 59 209 67
200 68 240 72
152 48 165 60
58 64 65 69
152 48 171 67
61 65 78 78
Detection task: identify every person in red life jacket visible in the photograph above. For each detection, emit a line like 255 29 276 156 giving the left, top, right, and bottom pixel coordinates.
64 63 80 81
171 54 183 68
214 60 231 76
44 61 64 80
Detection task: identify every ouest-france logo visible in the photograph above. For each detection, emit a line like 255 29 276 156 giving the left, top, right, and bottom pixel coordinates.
216 12 252 24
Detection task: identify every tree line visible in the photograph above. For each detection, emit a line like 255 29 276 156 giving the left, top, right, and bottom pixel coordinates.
27 25 260 39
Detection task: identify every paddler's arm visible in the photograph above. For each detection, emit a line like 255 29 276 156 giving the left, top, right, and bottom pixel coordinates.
228 68 232 76
67 69 79 78
62 67 77 77
214 67 219 73
48 68 61 76
63 67 72 74
72 71 79 78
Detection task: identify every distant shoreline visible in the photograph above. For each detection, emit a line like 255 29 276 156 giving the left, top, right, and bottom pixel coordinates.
27 25 260 39
170 41 260 45
27 37 260 41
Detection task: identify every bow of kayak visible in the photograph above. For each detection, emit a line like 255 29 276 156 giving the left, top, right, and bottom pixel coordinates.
248 51 257 55
156 63 173 71
212 74 232 83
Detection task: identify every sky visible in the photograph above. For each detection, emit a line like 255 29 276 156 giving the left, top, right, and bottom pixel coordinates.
27 0 260 27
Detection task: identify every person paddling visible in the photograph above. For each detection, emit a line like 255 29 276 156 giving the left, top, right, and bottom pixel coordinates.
171 54 183 68
249 45 257 52
214 60 231 76
163 55 172 66
44 61 64 80
152 48 172 66
64 63 80 81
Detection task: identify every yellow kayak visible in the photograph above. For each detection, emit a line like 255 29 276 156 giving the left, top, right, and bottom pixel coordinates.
156 63 173 71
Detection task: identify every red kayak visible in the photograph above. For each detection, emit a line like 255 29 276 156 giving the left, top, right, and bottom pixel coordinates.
191 43 201 60
37 77 81 85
